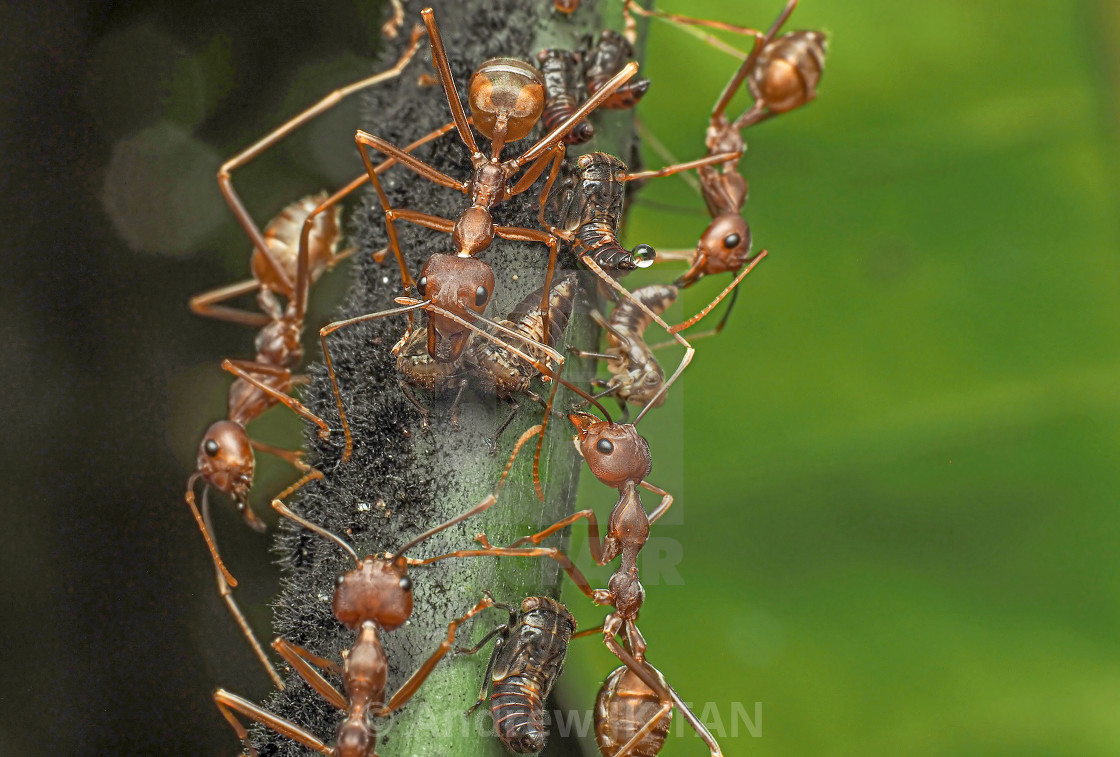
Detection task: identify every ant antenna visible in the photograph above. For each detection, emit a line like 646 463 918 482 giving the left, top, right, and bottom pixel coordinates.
272 499 360 566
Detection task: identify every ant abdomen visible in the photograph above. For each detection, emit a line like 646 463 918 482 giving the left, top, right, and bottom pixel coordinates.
250 193 342 300
595 665 672 757
469 58 546 143
750 30 827 114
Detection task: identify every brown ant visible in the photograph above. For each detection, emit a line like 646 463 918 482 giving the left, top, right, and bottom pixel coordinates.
457 596 576 753
184 115 463 689
628 0 826 337
193 27 426 325
212 495 500 757
353 6 640 363
412 410 723 756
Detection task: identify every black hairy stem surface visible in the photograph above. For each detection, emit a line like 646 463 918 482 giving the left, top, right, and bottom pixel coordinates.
254 1 642 756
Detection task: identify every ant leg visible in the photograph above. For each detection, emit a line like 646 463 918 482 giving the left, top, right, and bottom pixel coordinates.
412 541 599 601
571 623 606 641
319 302 427 462
213 689 331 757
515 62 640 168
249 440 309 472
491 223 560 340
355 130 466 292
184 474 237 587
189 278 269 328
623 149 742 184
421 8 480 154
505 509 606 564
581 257 694 425
221 360 331 439
603 624 724 757
218 26 426 295
380 594 497 713
609 701 675 757
641 480 674 525
197 490 284 688
666 682 724 757
271 638 346 710
671 250 766 333
381 0 405 38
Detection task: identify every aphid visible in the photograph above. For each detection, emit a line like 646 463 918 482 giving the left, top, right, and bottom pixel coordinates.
468 274 578 448
583 30 651 110
460 596 576 754
572 284 679 414
212 494 500 757
354 7 641 365
537 48 595 145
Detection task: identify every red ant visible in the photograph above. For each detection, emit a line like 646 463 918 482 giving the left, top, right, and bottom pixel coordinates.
629 0 826 337
411 408 723 756
353 7 641 364
212 494 501 757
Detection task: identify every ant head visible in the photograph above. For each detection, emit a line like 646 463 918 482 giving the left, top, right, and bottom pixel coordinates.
750 30 827 114
417 254 496 362
569 412 652 488
333 556 414 631
680 214 753 286
196 420 254 503
469 58 545 143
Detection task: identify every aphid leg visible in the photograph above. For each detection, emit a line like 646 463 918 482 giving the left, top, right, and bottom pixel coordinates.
217 26 425 295
221 359 331 439
398 378 433 431
213 688 332 757
379 594 497 713
271 638 347 710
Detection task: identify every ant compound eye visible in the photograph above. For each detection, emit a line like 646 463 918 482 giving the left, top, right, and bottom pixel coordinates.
475 286 489 307
399 575 413 591
417 276 427 296
204 440 220 457
724 233 741 249
596 438 614 455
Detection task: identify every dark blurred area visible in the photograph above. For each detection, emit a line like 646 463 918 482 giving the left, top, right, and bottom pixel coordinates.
0 2 397 754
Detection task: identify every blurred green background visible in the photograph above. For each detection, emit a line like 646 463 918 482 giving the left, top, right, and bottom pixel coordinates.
3 0 1118 754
